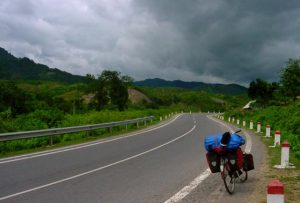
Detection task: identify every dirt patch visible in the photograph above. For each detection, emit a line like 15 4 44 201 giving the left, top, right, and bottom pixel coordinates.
128 88 151 104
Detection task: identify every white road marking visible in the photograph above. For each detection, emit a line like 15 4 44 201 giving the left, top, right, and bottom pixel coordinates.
164 115 253 203
164 169 211 203
0 114 182 164
0 125 196 201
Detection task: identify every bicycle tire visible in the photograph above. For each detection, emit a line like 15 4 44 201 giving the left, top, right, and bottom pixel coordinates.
221 164 235 194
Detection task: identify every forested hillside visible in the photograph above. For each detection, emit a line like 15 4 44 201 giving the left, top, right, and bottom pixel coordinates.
135 78 247 95
0 47 85 83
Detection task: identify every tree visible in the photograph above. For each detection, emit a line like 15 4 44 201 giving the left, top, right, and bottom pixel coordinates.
280 59 300 101
85 74 109 111
99 70 129 111
248 79 275 106
0 81 31 116
86 70 130 111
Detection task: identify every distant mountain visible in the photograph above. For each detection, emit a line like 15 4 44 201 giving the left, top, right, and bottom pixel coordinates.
134 78 247 95
0 47 85 83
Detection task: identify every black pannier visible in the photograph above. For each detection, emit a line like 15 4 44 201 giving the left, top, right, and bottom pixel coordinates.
206 151 220 173
243 153 254 171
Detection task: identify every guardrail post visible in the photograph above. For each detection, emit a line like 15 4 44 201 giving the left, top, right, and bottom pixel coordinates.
109 127 113 133
144 120 147 126
125 124 128 131
50 135 53 145
267 180 284 203
136 122 139 128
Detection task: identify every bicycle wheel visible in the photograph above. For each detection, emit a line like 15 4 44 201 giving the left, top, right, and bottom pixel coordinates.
221 164 235 194
238 169 248 182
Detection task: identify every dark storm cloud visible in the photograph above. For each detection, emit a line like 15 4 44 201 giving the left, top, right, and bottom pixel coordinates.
1 0 300 85
132 0 300 84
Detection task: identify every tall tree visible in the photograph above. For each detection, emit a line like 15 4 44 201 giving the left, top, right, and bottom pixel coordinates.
99 70 129 111
248 79 274 106
280 59 300 101
86 70 130 111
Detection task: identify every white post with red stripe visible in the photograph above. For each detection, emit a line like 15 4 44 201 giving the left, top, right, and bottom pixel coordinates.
266 125 271 137
281 142 290 168
250 120 253 129
274 130 281 146
274 141 295 169
257 122 261 133
267 180 284 203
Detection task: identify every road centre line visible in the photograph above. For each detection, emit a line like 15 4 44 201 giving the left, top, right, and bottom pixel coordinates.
0 114 182 164
164 115 253 203
0 125 196 201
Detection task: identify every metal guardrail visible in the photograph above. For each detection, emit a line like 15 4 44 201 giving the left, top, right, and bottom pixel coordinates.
0 116 154 142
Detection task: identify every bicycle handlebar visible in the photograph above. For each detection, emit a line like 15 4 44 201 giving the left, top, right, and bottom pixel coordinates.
233 129 241 134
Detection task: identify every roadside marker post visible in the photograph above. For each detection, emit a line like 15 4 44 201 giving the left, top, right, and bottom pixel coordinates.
243 120 246 127
250 120 253 130
228 117 231 122
274 141 295 169
274 130 281 146
267 180 284 203
232 117 235 123
257 122 261 133
237 119 240 125
266 125 271 137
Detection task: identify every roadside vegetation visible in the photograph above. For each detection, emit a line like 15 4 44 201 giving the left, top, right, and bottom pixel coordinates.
223 59 300 203
225 59 300 159
0 69 247 157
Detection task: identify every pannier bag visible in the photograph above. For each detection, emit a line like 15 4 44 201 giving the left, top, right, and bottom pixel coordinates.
204 133 245 152
243 153 254 171
226 150 238 171
206 151 221 173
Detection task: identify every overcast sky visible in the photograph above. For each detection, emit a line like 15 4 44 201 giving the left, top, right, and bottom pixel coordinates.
1 0 300 85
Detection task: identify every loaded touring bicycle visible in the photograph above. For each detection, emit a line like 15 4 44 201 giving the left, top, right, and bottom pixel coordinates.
204 130 254 194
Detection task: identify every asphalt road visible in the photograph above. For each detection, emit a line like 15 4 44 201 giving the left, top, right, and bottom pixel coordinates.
0 113 262 203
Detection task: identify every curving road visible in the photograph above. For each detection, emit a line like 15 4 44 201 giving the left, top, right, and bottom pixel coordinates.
0 113 264 203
